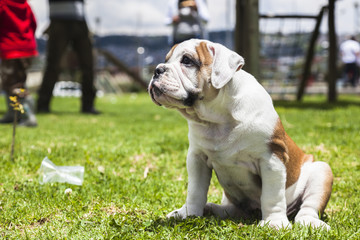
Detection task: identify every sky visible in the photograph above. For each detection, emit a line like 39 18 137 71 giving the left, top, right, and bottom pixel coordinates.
28 0 360 38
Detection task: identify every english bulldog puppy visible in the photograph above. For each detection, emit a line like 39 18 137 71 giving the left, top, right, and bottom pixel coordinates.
148 39 333 230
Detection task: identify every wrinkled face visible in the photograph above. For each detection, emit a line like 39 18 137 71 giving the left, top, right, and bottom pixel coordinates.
148 39 244 109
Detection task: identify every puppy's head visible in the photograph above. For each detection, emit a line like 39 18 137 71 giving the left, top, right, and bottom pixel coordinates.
148 39 244 109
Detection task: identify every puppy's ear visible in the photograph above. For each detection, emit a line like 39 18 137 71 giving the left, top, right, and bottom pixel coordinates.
209 43 244 89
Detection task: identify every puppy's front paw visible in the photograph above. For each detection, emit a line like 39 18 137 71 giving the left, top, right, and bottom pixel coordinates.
167 208 187 219
166 205 203 219
259 218 292 230
295 216 330 231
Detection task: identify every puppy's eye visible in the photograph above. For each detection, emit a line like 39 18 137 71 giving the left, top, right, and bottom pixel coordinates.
181 56 193 66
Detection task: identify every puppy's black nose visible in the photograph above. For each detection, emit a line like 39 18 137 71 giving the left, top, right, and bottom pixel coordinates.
154 66 166 78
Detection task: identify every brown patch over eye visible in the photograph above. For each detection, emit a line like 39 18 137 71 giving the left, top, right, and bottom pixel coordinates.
195 42 213 67
194 41 218 100
165 44 179 62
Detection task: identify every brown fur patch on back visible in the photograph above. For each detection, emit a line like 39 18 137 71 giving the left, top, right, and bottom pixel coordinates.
165 44 178 62
269 118 306 188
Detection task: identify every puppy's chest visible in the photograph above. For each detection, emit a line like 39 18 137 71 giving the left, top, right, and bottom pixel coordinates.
192 127 268 172
206 149 261 177
208 151 263 203
191 125 266 201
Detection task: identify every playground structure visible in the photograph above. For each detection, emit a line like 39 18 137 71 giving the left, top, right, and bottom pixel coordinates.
235 0 338 102
90 0 342 102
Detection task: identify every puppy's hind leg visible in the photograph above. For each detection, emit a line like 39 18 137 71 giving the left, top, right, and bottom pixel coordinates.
295 161 333 230
204 192 251 219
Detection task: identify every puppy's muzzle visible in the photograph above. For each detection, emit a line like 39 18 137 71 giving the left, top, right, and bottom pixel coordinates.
149 65 198 107
153 66 166 79
149 66 167 105
151 66 166 97
152 66 167 93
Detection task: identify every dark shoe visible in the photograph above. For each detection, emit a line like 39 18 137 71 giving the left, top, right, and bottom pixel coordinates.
37 106 50 113
81 107 101 115
0 115 14 124
36 100 50 113
1 95 38 127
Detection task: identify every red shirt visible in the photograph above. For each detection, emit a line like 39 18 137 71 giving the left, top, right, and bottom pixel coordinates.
0 0 38 59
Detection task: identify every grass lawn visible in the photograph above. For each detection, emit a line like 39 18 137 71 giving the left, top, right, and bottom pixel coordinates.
0 93 359 239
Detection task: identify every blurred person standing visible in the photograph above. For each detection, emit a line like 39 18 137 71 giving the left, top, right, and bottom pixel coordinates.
0 0 38 126
166 0 210 45
37 0 100 114
340 36 360 87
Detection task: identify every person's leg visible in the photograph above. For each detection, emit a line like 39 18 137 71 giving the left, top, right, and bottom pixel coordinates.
351 63 359 87
0 59 27 123
17 58 37 126
1 59 28 95
349 63 357 87
344 64 352 86
0 59 16 123
0 58 37 126
37 21 70 112
71 21 98 113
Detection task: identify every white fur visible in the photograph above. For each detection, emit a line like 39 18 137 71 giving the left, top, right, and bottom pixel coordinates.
149 39 332 230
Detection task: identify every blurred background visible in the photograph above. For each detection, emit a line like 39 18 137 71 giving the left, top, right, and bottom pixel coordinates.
23 0 360 99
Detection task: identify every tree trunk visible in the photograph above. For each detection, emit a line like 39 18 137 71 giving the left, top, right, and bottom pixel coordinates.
328 0 337 102
234 0 259 79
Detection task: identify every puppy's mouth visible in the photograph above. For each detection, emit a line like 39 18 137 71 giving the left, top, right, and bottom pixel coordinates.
183 91 198 106
149 85 163 106
149 82 199 108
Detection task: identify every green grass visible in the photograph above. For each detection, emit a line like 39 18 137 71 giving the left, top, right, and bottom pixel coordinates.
0 93 359 239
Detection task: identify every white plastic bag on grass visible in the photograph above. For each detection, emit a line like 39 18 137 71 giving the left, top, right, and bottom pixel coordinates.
39 157 84 186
